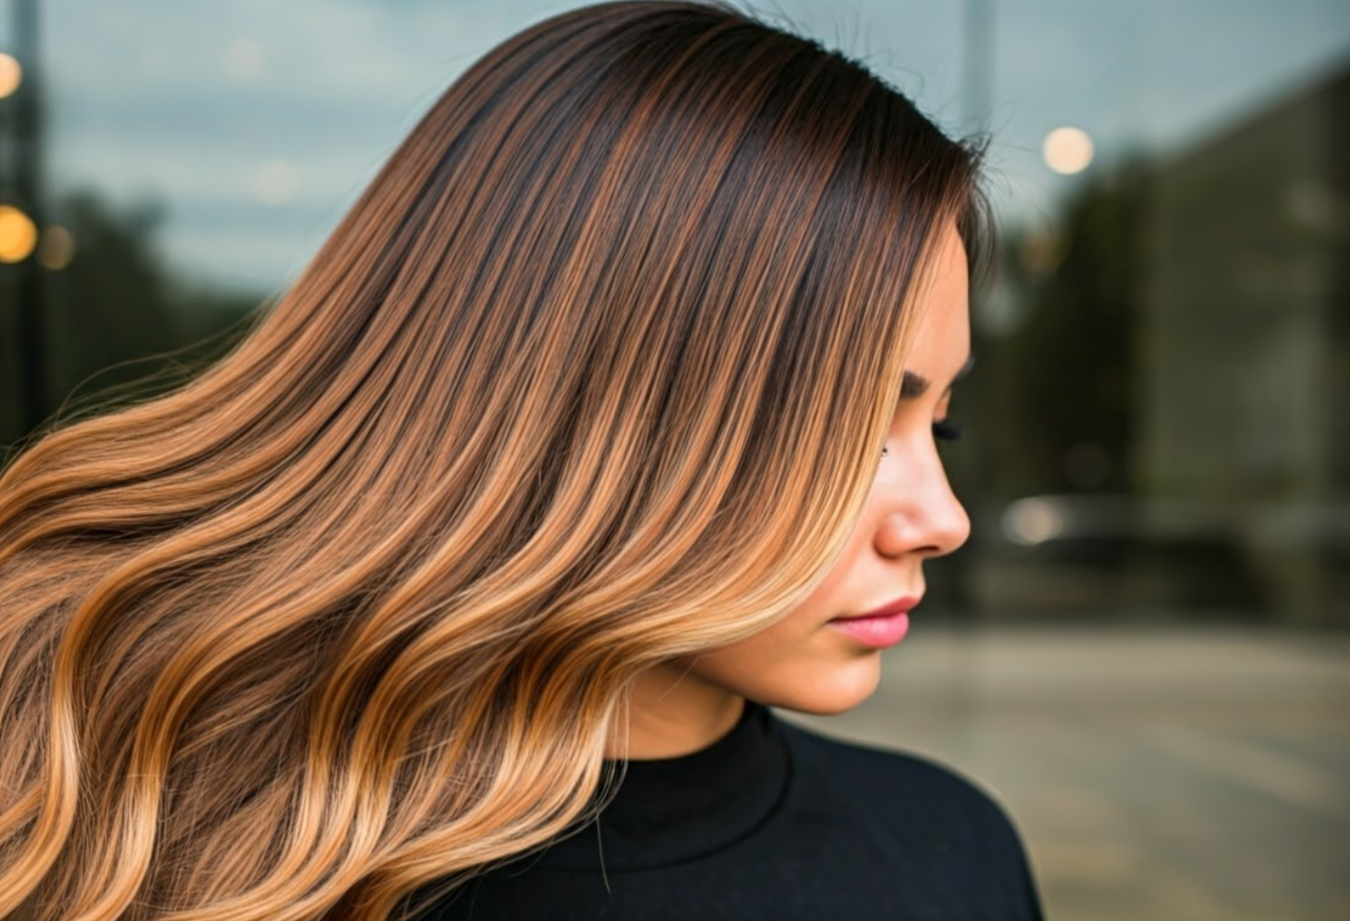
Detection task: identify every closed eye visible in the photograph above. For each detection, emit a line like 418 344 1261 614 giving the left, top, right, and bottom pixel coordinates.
881 417 964 458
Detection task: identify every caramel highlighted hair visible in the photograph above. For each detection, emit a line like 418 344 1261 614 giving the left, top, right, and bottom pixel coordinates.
0 2 986 918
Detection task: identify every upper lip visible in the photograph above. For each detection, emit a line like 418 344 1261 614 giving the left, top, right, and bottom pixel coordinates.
835 595 921 620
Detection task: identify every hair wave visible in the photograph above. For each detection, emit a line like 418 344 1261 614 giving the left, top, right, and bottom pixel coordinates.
0 2 986 918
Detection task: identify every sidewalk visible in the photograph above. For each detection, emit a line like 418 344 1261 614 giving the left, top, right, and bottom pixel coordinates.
785 623 1350 921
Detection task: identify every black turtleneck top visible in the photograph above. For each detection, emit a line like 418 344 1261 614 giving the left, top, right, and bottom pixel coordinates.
415 703 1044 920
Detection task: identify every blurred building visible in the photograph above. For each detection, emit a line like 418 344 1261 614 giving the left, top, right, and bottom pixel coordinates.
1137 63 1350 623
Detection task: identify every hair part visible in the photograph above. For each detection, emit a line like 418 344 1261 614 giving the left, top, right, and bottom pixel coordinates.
0 3 986 918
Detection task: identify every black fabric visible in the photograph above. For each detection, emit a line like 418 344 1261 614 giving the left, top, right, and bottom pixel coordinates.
414 703 1045 920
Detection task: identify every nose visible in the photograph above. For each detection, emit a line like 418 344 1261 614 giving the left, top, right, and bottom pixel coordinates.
873 451 971 559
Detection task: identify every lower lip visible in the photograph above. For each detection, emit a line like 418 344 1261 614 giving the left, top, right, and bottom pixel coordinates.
828 611 910 648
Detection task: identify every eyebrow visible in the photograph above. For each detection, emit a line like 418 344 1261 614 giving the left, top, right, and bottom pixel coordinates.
899 352 976 400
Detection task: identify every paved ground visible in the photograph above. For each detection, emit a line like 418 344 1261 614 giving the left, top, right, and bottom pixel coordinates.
784 622 1350 921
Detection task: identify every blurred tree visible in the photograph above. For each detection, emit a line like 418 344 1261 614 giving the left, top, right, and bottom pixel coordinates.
997 161 1150 498
44 192 182 396
0 189 261 461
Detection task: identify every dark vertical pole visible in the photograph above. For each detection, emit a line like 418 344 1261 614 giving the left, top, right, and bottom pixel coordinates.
13 0 48 435
948 0 997 738
956 0 995 619
963 0 994 137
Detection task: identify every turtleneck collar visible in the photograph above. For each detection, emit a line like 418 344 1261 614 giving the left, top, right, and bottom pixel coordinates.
536 702 792 871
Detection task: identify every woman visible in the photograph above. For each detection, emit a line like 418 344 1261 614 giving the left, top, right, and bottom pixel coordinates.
0 2 1042 919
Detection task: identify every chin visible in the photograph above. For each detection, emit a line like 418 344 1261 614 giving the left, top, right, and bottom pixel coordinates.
756 655 883 716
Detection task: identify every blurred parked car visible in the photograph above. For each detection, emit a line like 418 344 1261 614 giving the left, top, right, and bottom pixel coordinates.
956 494 1347 621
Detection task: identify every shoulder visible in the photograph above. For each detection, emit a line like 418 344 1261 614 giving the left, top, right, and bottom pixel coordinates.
774 713 1044 917
778 715 1011 819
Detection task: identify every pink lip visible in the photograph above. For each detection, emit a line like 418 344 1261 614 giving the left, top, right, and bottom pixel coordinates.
828 596 920 649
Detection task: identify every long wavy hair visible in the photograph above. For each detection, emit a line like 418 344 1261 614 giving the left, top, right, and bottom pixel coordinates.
0 2 987 918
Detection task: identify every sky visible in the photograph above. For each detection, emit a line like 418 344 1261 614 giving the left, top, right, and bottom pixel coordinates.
9 0 1350 292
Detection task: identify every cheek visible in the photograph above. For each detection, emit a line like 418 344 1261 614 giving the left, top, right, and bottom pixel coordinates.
791 504 879 614
799 542 865 614
682 615 884 714
705 532 872 663
676 566 883 715
682 605 824 678
673 511 885 713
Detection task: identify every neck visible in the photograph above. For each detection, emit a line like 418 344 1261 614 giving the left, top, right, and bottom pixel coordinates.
608 662 745 760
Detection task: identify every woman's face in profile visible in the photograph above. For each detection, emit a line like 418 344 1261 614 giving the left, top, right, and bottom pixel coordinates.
675 221 973 715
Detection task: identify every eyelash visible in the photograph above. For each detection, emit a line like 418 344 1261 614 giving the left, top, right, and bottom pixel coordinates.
933 418 964 442
881 418 964 456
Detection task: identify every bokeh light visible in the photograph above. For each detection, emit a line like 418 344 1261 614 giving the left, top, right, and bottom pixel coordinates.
0 205 38 263
1001 496 1068 546
249 160 298 206
224 39 265 82
37 225 77 270
1043 126 1095 175
0 52 21 99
